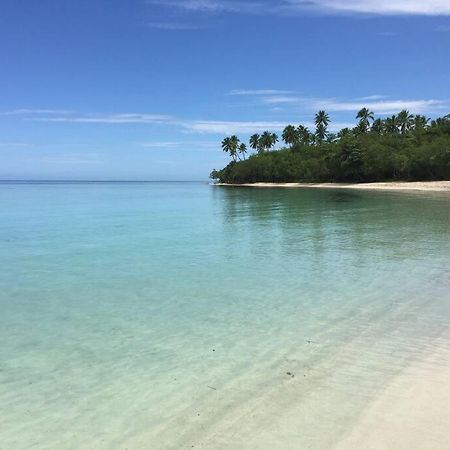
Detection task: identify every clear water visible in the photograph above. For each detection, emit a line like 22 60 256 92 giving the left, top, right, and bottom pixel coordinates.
0 182 449 449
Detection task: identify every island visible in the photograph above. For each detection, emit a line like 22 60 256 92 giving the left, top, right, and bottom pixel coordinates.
210 109 450 186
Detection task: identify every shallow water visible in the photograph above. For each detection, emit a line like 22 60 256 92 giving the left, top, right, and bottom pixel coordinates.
0 182 449 449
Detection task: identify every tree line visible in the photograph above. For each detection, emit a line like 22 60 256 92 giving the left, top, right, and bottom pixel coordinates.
211 109 450 183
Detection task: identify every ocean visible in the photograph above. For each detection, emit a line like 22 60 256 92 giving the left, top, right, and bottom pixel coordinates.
1 181 449 449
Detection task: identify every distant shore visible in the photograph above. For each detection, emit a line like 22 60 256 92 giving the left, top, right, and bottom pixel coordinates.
216 181 450 192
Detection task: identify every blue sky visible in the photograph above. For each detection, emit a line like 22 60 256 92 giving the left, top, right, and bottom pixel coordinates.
1 0 449 180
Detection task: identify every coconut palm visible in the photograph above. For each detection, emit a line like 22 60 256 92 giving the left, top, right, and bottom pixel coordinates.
397 110 414 134
327 132 337 143
413 115 430 130
337 127 352 138
230 135 241 160
356 107 374 133
238 143 247 160
384 115 399 134
260 131 273 152
371 118 384 134
282 125 298 148
221 136 240 161
270 133 279 150
297 125 311 145
249 134 261 153
221 137 233 159
314 110 330 144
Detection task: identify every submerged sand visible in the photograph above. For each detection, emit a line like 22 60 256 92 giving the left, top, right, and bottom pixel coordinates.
337 337 450 450
176 336 450 450
217 181 450 192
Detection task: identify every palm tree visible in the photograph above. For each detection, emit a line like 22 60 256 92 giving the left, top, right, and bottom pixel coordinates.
260 131 273 152
221 137 233 159
413 115 430 131
356 108 374 133
238 143 247 160
337 127 352 138
315 110 330 144
384 115 399 134
270 133 279 150
249 134 260 153
327 132 337 143
397 110 414 134
297 125 311 145
282 125 298 148
221 136 240 161
371 118 384 134
229 135 240 160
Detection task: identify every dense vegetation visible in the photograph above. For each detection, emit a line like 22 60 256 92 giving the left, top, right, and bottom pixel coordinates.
210 109 450 184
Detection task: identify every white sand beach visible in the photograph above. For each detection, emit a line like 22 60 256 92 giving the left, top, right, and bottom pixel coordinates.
217 181 450 192
337 336 450 450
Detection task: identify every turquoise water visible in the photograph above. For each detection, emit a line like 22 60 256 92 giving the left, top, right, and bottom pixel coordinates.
0 182 449 449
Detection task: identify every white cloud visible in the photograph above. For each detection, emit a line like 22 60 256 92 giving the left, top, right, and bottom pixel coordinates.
260 94 449 114
355 95 389 101
182 120 289 133
15 96 449 139
30 113 174 124
286 0 450 16
1 109 73 115
147 0 262 13
148 0 450 16
319 99 449 114
262 95 303 104
147 22 205 30
183 119 353 133
138 141 218 149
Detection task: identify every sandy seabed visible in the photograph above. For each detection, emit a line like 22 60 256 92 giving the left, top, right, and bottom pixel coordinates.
336 337 450 450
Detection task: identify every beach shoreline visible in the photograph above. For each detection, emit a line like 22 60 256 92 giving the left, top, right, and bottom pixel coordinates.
336 334 450 450
215 181 450 192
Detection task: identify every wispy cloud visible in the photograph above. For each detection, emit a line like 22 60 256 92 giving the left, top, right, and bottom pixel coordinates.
259 94 449 114
138 141 218 149
30 113 174 124
14 95 449 139
355 95 389 101
318 99 449 114
147 0 264 14
0 141 30 147
182 119 353 133
182 120 289 133
147 21 206 30
1 109 73 116
148 0 450 16
285 0 450 16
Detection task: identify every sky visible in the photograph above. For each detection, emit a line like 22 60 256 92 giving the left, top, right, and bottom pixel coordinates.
0 0 449 181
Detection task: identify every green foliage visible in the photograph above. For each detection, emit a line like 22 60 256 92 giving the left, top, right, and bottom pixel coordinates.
211 112 450 184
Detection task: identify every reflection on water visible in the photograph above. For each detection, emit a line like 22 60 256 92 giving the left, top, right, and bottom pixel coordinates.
0 183 449 449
